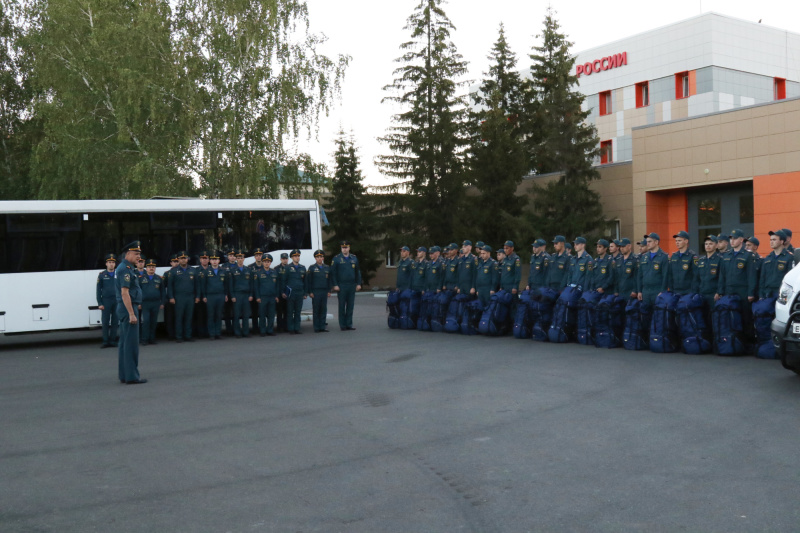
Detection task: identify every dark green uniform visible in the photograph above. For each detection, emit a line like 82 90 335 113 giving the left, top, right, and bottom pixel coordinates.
590 254 615 292
115 258 142 383
254 265 280 335
96 269 118 347
228 265 254 337
306 263 332 332
275 261 289 332
284 262 307 333
161 267 176 340
759 249 794 298
139 273 164 344
411 259 427 292
498 253 522 292
666 250 697 295
194 265 210 338
528 252 550 291
443 256 459 291
456 254 478 294
717 248 758 338
546 252 570 290
475 258 499 307
331 253 362 330
693 253 722 310
614 254 638 298
167 266 198 341
566 252 594 288
637 249 669 304
424 257 445 293
395 257 414 291
202 266 228 338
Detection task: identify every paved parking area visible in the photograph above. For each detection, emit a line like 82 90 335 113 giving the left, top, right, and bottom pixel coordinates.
2 295 800 532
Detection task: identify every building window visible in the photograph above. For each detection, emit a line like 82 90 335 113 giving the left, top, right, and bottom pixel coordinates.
675 71 689 99
774 78 786 100
385 250 396 268
635 81 649 108
600 140 613 164
739 195 754 224
599 90 612 116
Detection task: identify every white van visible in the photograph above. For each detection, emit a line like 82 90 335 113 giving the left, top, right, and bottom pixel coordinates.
772 254 800 375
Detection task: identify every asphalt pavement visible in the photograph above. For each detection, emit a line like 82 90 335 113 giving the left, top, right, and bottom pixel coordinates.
2 294 800 532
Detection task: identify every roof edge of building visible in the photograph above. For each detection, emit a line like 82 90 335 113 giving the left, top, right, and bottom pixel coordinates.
523 161 633 181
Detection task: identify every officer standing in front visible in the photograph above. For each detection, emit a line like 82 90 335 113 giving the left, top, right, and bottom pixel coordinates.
666 231 697 296
306 249 332 333
254 253 280 336
116 241 146 384
168 251 198 343
139 258 164 345
228 249 254 338
283 249 307 334
395 246 414 291
331 240 362 331
526 239 550 291
760 230 794 299
202 251 228 340
637 233 669 305
97 253 119 348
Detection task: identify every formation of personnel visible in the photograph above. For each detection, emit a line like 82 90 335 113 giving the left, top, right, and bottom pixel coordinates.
97 241 363 348
393 229 796 345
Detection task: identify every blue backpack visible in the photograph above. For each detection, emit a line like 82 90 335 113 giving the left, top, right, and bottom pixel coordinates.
387 290 402 329
649 292 680 353
713 295 746 356
399 289 420 330
430 290 454 333
548 286 582 343
460 298 483 335
513 290 534 339
445 293 468 333
479 290 513 336
595 294 625 349
417 291 436 331
532 287 558 342
752 297 777 359
676 294 711 354
576 290 601 345
623 299 650 350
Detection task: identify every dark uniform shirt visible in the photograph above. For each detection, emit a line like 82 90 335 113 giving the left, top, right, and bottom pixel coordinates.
140 274 164 303
167 266 198 300
590 254 615 292
284 263 307 296
637 249 669 295
717 248 758 298
253 266 280 300
411 259 427 292
528 252 550 290
202 267 228 297
115 259 142 305
395 257 414 291
96 270 116 304
331 253 362 287
546 252 571 290
566 252 594 288
306 263 333 292
475 258 499 291
229 266 254 296
614 254 638 297
759 249 794 298
424 257 445 293
498 253 522 292
456 254 478 293
693 253 722 297
442 256 459 290
666 249 697 295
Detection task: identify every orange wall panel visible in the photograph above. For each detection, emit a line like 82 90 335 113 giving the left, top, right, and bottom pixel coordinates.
753 171 800 253
646 189 688 254
688 70 697 96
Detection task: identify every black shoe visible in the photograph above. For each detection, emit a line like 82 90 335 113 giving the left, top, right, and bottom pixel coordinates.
341 327 347 331
266 332 275 336
140 341 147 346
186 338 195 342
260 333 266 337
214 335 222 340
176 339 183 343
321 329 330 332
347 327 357 331
101 343 111 349
149 340 158 345
126 379 148 384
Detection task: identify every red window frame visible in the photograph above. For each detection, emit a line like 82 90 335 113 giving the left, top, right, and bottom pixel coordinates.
635 81 649 108
599 90 612 116
675 71 689 99
774 77 786 100
600 140 613 164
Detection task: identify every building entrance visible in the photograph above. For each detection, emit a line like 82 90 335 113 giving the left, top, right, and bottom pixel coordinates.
687 183 754 247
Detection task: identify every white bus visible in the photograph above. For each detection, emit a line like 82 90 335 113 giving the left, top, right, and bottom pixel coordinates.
0 199 324 334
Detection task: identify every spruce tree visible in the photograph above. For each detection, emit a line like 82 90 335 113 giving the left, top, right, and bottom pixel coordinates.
377 0 470 246
524 8 605 240
324 131 381 284
468 23 529 248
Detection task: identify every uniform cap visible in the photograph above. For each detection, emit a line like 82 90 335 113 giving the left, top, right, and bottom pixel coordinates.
198 250 210 258
612 239 622 246
104 253 118 263
574 236 587 244
462 240 473 246
503 240 515 248
482 245 493 253
596 238 609 247
169 253 179 261
137 255 146 263
313 249 324 257
449 243 458 250
417 246 428 253
496 246 506 254
227 248 236 256
209 252 221 259
781 228 793 237
475 241 485 248
645 233 660 241
176 250 188 258
619 238 631 246
264 254 273 262
673 230 690 239
123 241 142 253
235 249 245 257
532 238 546 247
252 247 264 255
717 234 730 242
340 240 350 246
145 258 157 267
399 245 410 252
290 249 301 257
552 235 566 243
730 229 745 239
746 236 760 246
565 242 573 250
769 230 788 241
280 252 289 259
704 235 718 243
430 245 442 253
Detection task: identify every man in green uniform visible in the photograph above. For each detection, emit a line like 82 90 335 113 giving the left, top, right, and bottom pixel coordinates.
228 249 254 338
283 249 307 334
168 251 198 343
566 237 593 288
162 253 179 341
637 233 669 305
331 240 362 331
411 247 428 293
442 244 459 291
139 258 165 345
248 247 265 331
254 253 280 336
499 241 521 294
424 245 445 295
746 237 763 296
693 235 722 318
716 229 758 345
456 240 478 296
614 239 638 300
194 250 211 338
202 251 229 340
306 250 332 333
475 245 498 308
716 234 730 254
97 253 119 348
590 239 615 294
116 241 146 384
222 248 237 335
546 236 571 290
275 252 290 332
666 231 697 296
525 239 549 292
395 246 414 291
760 230 794 298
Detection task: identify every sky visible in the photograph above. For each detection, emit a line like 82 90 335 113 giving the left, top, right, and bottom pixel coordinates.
296 0 800 187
